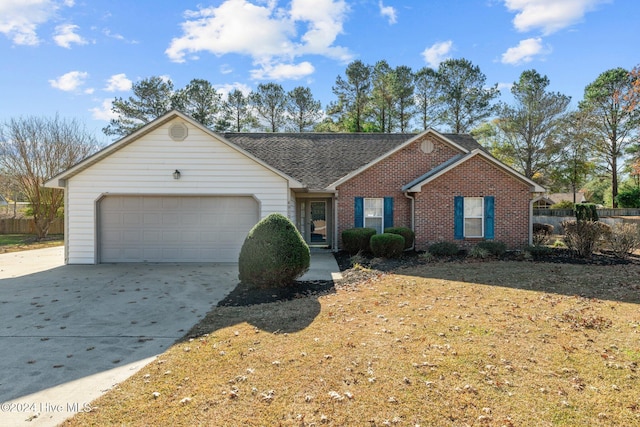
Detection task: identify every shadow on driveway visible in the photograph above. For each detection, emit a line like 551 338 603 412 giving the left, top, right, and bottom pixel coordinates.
0 257 238 404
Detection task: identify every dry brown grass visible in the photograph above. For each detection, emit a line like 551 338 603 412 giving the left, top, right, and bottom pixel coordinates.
63 261 640 426
0 234 63 253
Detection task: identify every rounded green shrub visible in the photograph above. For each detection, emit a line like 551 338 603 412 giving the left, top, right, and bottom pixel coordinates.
428 241 460 257
238 213 310 288
476 240 507 256
384 227 415 249
342 228 377 255
370 233 405 258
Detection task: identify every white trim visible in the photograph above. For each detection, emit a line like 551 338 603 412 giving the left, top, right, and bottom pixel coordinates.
463 197 484 238
44 110 304 189
364 197 384 233
405 149 546 193
327 129 470 190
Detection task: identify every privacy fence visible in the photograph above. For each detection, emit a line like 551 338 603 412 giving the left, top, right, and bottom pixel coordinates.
0 219 64 234
533 208 640 234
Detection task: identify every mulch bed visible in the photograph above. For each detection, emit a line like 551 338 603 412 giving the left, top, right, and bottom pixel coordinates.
218 248 640 307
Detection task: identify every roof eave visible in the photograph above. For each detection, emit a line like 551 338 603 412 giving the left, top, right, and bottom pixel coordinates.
328 128 469 189
43 110 304 189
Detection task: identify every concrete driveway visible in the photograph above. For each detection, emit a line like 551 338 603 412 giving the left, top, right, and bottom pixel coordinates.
0 247 238 426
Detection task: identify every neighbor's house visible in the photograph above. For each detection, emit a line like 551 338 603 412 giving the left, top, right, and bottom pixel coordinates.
45 111 545 264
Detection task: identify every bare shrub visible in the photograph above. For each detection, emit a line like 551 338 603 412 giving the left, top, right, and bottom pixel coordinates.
532 223 554 246
561 220 605 258
606 223 640 259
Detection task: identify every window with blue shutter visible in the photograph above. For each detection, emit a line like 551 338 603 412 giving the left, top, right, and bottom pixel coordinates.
354 197 363 228
484 196 495 240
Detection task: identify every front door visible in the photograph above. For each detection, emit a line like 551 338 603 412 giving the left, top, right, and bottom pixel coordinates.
309 201 327 244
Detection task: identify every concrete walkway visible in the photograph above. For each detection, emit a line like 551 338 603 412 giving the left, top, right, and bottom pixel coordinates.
299 251 343 281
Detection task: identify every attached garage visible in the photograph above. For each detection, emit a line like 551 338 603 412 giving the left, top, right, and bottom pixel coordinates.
98 195 259 263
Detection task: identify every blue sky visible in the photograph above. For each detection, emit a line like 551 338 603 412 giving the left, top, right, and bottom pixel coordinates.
1 0 638 142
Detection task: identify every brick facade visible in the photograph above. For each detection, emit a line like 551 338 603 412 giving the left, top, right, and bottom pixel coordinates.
336 135 532 250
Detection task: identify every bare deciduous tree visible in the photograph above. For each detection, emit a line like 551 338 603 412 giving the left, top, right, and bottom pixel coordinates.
0 115 99 238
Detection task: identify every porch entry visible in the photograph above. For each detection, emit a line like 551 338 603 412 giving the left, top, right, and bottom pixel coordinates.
298 198 332 247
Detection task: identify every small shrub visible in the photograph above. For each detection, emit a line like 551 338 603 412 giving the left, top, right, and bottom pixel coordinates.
384 227 415 249
562 220 605 258
533 223 554 246
476 240 507 257
607 223 640 259
428 241 460 257
553 239 566 248
349 251 368 268
342 228 377 255
238 213 310 288
550 200 575 209
575 203 599 222
469 246 490 259
370 233 405 258
419 251 435 262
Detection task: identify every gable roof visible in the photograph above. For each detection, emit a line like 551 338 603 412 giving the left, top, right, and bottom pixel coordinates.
225 130 484 191
402 149 546 193
45 111 303 189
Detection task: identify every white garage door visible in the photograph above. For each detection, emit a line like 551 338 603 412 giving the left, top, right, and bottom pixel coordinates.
99 196 258 263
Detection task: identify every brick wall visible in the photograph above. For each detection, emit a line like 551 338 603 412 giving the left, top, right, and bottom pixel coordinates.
336 135 532 251
336 134 461 246
413 155 531 250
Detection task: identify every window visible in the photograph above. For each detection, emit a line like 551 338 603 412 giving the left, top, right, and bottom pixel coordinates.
364 198 383 234
464 197 483 237
454 196 494 240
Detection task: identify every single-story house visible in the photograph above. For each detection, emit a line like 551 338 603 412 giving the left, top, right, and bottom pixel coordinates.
533 192 587 208
45 110 545 264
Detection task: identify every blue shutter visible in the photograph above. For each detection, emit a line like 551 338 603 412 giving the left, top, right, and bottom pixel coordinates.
484 196 495 239
383 197 394 230
454 196 464 240
354 197 364 228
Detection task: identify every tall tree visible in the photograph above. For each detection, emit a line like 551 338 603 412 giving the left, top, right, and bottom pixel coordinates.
172 79 222 128
220 89 256 132
371 60 395 132
414 67 440 131
286 86 322 132
394 65 415 133
436 58 499 133
579 67 640 207
0 115 99 238
249 83 287 132
332 60 372 132
550 111 596 198
495 70 571 180
103 76 174 137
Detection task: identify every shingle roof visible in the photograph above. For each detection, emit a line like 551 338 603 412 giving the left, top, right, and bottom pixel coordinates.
223 132 483 190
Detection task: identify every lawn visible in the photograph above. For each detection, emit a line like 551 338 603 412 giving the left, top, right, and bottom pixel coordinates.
63 259 640 426
0 234 63 253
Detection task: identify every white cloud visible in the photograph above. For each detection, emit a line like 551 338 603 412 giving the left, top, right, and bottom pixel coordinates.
215 82 253 99
501 37 549 65
250 61 315 80
504 0 610 35
421 40 453 68
53 24 87 48
90 98 117 121
165 0 351 80
49 70 89 91
220 64 233 74
0 0 62 45
104 73 132 92
378 1 397 24
497 82 514 92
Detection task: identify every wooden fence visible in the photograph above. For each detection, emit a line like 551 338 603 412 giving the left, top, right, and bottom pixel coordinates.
0 218 64 234
533 208 640 217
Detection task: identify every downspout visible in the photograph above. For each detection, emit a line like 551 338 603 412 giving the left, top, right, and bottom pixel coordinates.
404 191 415 250
529 194 534 246
333 192 339 252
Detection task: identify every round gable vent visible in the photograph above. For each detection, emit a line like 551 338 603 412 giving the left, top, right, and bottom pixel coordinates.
420 140 434 154
169 122 188 141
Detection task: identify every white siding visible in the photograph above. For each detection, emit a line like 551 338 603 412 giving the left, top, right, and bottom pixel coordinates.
66 119 289 264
